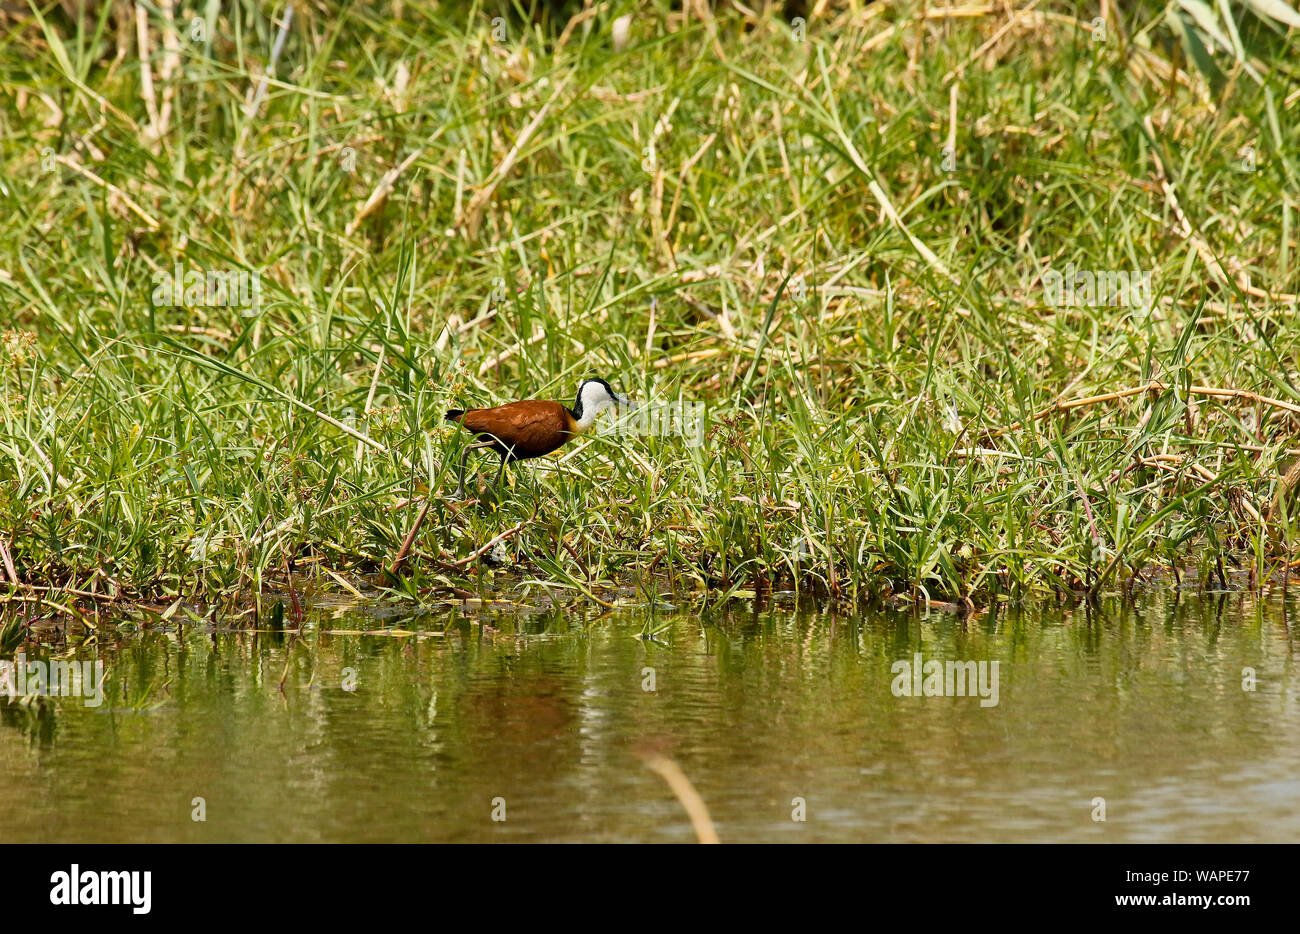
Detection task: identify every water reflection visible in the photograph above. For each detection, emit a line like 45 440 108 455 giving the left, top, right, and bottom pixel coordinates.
0 594 1296 842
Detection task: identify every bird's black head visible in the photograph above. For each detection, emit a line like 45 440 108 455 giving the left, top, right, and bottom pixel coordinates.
571 378 631 428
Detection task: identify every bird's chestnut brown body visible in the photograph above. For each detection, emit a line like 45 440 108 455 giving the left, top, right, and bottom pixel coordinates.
446 379 627 493
446 400 580 461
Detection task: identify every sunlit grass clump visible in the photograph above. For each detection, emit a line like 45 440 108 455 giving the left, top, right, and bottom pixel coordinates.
2 1 1299 620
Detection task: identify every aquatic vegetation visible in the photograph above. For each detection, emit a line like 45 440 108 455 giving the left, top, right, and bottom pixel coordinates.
1 3 1298 617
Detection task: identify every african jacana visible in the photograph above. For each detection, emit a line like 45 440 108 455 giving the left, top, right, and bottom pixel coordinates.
446 378 631 492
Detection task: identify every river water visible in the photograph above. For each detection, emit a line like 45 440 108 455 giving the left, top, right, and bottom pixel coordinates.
1 593 1296 842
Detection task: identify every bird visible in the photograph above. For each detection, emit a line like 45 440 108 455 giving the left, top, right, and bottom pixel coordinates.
445 378 631 492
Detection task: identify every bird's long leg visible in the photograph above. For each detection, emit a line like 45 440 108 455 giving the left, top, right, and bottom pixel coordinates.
491 441 521 491
454 440 496 499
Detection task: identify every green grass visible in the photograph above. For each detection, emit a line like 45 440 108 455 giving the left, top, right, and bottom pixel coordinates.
2 1 1299 619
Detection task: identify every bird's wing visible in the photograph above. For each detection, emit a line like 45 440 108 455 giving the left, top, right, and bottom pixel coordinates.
461 402 567 438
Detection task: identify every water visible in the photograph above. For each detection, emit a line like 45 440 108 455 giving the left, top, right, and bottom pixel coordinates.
1 593 1297 842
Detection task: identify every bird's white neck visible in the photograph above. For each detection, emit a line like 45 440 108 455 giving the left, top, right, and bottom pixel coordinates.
573 383 617 431
573 401 608 432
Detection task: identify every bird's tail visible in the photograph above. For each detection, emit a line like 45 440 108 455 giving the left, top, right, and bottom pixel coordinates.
445 409 466 423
